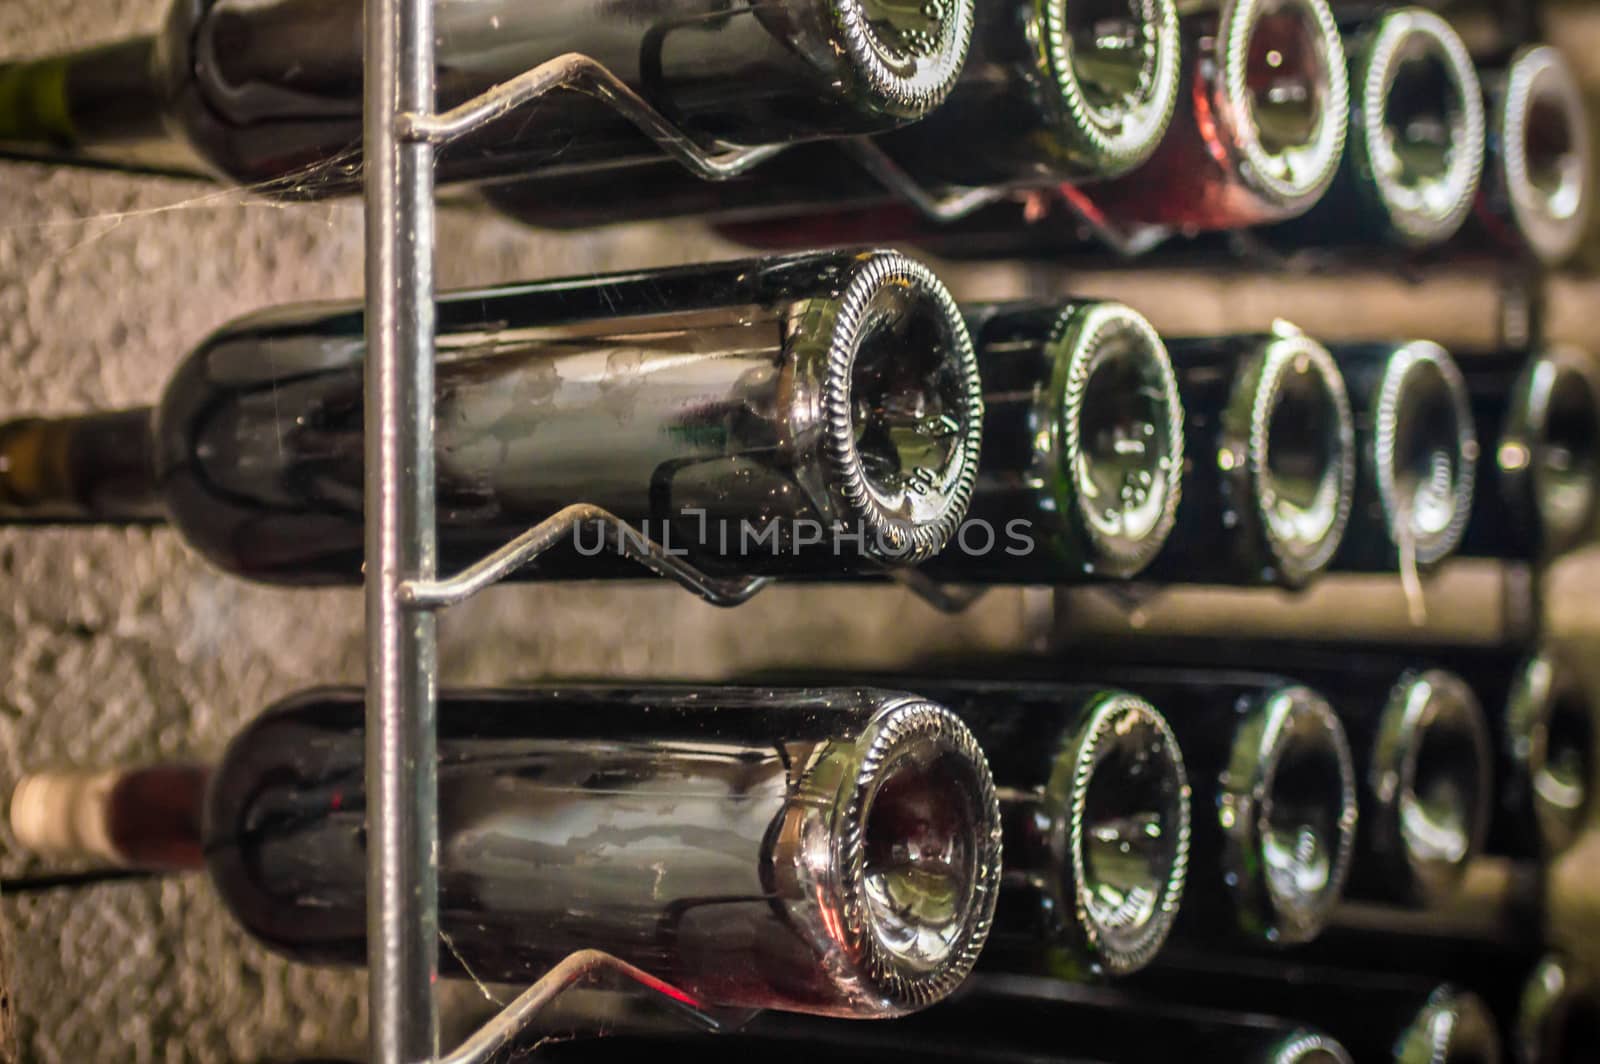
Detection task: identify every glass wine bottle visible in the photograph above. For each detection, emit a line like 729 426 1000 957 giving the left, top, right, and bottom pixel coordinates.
0 250 984 585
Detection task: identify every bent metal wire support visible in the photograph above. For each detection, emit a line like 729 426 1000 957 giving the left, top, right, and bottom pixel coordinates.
363 6 794 1061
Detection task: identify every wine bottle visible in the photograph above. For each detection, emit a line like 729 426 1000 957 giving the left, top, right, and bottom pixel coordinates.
1131 954 1504 1064
1329 341 1478 573
1295 921 1598 1064
1267 8 1485 250
0 0 975 192
0 250 984 584
918 683 1191 979
562 973 1354 1064
1061 670 1358 948
1078 0 1350 231
11 685 1004 1018
1142 324 1355 588
917 300 1185 584
1457 347 1600 561
1471 45 1593 266
483 0 1185 230
1014 639 1583 863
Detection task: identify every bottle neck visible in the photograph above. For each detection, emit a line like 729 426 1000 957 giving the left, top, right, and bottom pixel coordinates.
0 408 165 523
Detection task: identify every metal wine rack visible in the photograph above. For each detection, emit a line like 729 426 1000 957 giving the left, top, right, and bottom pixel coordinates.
356 0 1555 1062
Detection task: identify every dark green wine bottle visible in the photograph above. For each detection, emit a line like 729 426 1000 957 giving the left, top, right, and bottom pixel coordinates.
0 250 984 584
0 0 975 192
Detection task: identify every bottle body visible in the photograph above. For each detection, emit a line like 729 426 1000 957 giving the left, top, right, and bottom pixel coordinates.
0 251 984 585
1146 329 1355 588
203 685 1002 1017
919 301 1184 585
0 0 974 191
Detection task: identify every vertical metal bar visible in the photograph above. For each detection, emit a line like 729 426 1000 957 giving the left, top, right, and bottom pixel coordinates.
363 0 438 1055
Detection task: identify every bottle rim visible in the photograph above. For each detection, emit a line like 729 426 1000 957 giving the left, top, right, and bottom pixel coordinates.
1499 345 1600 557
828 696 1003 1011
1395 986 1503 1064
1504 650 1595 856
1356 9 1485 247
1371 340 1478 567
1216 0 1350 210
1370 669 1492 905
813 250 983 567
1497 45 1593 266
1220 684 1357 946
1226 324 1356 587
1517 953 1600 1064
833 0 976 119
1044 690 1191 976
1050 301 1185 578
1268 1029 1355 1064
1034 0 1183 176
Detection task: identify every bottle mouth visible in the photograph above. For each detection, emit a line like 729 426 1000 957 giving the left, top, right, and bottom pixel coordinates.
1268 1031 1355 1064
1237 330 1355 586
1046 692 1190 976
1397 987 1503 1064
1373 670 1492 904
1371 341 1477 567
1503 348 1600 556
1223 686 1357 946
1038 0 1183 175
1506 652 1595 856
1360 10 1484 245
1052 302 1184 578
835 0 975 119
1518 955 1600 1064
818 251 982 567
838 699 1001 1011
1219 0 1349 209
1499 45 1593 265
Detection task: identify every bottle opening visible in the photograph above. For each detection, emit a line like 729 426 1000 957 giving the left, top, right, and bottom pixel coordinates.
1225 0 1347 207
824 253 980 565
1063 695 1189 974
1377 344 1475 566
1365 13 1483 244
1526 353 1600 552
1502 46 1592 264
1058 304 1183 577
838 0 973 118
1270 1032 1354 1064
1254 337 1354 585
1041 0 1179 173
1387 672 1490 901
1249 688 1355 944
862 737 984 971
846 701 999 1008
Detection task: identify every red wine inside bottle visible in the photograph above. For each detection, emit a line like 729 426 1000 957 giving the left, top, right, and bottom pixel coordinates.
0 250 984 585
918 300 1184 584
0 0 975 192
199 685 1002 1017
1146 326 1355 588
